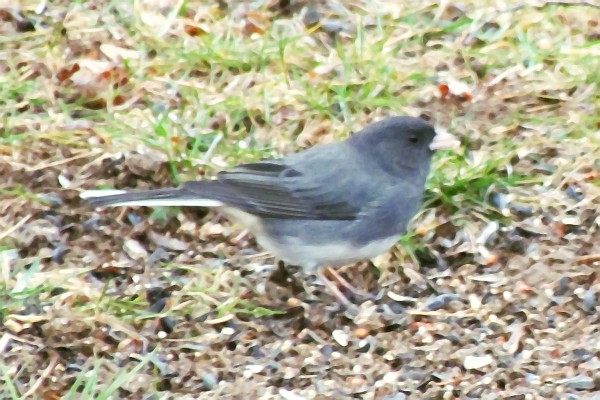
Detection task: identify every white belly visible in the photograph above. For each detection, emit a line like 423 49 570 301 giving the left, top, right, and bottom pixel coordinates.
219 206 399 272
256 234 399 272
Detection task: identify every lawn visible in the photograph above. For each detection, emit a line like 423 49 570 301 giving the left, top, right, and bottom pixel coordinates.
1 0 599 398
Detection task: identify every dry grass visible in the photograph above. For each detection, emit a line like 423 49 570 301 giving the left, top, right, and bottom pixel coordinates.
1 0 599 398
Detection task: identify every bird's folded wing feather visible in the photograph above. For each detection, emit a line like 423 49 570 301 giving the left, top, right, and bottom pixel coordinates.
180 160 360 220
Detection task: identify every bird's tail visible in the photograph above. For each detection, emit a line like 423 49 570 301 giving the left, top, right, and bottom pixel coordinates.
80 186 224 208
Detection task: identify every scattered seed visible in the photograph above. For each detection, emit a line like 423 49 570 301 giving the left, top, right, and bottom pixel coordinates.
354 327 369 339
332 329 349 347
423 294 461 311
560 374 595 390
123 239 149 260
464 355 494 370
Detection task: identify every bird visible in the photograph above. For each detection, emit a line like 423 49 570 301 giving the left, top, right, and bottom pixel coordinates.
81 116 459 307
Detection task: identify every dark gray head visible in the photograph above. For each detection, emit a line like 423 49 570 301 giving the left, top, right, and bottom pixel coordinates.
349 116 438 179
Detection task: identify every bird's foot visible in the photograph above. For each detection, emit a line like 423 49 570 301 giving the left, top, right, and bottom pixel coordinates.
324 267 375 301
316 268 371 316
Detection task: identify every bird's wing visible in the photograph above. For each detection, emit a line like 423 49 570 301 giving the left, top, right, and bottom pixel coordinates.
181 160 360 220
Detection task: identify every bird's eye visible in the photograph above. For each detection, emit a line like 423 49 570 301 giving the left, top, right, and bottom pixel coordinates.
408 136 419 144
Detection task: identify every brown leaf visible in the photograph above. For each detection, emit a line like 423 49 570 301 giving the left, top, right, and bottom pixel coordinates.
438 84 449 99
184 24 207 36
243 20 265 36
56 63 80 83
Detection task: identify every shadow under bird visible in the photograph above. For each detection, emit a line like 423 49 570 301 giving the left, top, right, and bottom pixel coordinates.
81 116 459 307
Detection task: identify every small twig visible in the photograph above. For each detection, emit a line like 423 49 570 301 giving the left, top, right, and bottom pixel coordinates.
157 0 185 38
22 350 60 398
0 215 31 242
202 132 224 164
576 254 600 265
25 150 103 172
0 149 103 173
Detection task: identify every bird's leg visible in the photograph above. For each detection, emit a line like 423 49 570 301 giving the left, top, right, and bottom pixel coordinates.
315 268 355 309
269 261 304 295
325 267 373 299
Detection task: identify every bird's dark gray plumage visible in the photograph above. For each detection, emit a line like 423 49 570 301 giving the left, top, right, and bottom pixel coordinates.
81 116 458 304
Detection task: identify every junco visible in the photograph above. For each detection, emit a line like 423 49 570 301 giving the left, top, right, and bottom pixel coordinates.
81 116 458 307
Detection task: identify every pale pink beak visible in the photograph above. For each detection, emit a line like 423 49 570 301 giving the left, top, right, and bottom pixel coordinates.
430 129 460 151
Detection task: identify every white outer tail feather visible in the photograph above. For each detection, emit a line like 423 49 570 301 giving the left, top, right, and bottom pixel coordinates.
80 190 224 208
80 190 128 198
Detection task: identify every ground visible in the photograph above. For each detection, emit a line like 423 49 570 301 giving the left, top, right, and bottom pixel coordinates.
1 0 599 399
